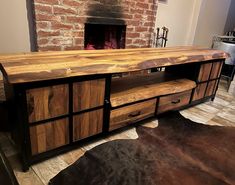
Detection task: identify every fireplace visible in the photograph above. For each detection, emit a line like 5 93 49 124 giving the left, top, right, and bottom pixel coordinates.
84 24 126 50
32 0 158 51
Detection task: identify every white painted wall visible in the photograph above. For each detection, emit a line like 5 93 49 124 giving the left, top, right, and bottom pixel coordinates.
193 0 231 47
155 0 201 46
0 0 30 53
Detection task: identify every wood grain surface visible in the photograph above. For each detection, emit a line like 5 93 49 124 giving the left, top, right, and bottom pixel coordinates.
27 84 69 123
30 118 69 155
193 83 207 101
198 63 212 82
109 100 156 131
73 109 103 141
0 47 228 84
210 61 223 79
73 79 105 112
205 80 217 97
111 72 196 107
157 90 192 114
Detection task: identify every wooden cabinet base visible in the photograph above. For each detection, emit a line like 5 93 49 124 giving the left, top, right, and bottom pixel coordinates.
0 47 226 170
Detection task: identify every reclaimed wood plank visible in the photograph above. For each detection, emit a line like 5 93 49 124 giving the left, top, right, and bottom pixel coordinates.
0 47 228 84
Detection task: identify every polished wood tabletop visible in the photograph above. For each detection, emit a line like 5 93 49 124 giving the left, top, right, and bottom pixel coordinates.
0 46 228 84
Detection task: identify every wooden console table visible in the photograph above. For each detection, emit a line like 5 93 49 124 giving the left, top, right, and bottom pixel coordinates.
0 47 228 171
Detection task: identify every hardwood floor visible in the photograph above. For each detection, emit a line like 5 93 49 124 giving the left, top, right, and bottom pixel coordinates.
0 80 234 185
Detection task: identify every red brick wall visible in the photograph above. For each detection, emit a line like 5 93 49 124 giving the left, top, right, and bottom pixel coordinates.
34 0 157 51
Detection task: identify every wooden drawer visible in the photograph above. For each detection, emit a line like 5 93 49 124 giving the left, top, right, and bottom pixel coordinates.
30 118 69 155
157 90 192 114
109 99 156 131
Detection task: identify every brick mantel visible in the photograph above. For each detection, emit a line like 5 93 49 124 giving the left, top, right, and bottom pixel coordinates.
32 0 158 51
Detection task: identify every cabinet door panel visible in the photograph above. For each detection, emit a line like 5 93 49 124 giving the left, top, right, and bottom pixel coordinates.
73 109 103 141
30 118 69 155
198 63 212 82
27 84 69 123
205 80 216 97
73 79 105 112
210 62 223 79
193 83 207 101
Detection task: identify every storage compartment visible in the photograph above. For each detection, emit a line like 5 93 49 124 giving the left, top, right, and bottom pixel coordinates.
109 99 156 131
30 118 69 155
110 72 196 107
73 109 103 141
157 90 192 114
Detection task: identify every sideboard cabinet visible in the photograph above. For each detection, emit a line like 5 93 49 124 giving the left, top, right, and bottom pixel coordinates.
0 47 228 170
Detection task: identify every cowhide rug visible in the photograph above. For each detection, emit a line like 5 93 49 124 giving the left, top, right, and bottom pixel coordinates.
49 112 235 185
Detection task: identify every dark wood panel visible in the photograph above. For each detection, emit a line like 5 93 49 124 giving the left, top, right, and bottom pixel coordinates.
205 80 217 97
30 118 69 155
192 83 207 101
157 90 192 114
27 84 69 123
73 109 103 141
213 80 220 94
210 61 223 79
0 47 228 84
111 72 196 107
73 79 105 112
198 63 212 82
110 99 156 131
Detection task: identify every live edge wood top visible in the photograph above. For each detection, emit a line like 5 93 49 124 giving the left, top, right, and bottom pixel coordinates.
0 46 228 85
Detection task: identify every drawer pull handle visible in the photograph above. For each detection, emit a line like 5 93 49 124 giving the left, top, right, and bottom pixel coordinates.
171 99 181 104
128 111 141 117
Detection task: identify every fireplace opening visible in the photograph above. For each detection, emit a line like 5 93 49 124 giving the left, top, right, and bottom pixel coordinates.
84 24 126 50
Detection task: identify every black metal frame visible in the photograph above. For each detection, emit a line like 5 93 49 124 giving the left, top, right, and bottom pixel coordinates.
4 59 225 171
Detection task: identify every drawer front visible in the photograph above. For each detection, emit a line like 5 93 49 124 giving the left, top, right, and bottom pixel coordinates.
30 118 69 155
73 109 103 141
109 99 156 131
73 79 105 113
158 90 192 114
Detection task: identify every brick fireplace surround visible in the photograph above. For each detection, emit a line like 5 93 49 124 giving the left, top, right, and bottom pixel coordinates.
31 0 158 51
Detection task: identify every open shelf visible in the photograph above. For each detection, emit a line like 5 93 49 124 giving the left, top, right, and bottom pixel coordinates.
110 72 196 107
